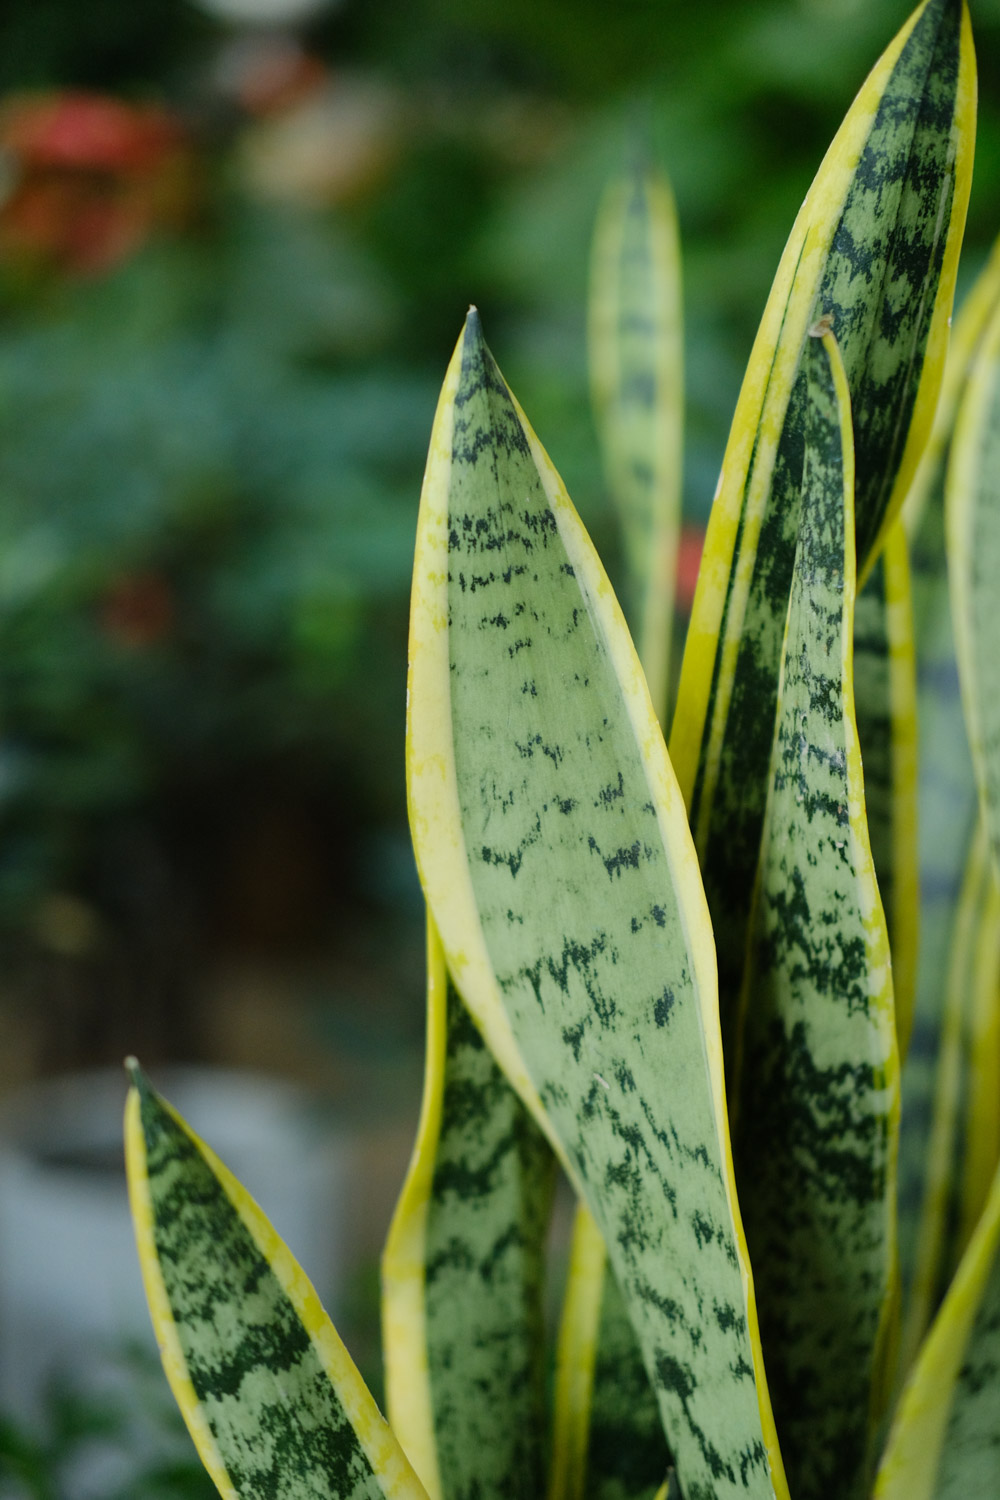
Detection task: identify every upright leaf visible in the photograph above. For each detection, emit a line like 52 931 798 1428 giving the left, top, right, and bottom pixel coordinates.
669 0 975 1068
589 156 683 724
947 290 1000 881
733 330 899 1500
382 914 554 1500
853 521 919 1058
876 1161 1000 1500
124 1062 429 1500
407 310 788 1500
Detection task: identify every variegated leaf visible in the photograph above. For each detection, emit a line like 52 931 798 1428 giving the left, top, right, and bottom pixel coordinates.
876 1161 1000 1500
669 0 974 1069
733 330 898 1500
589 156 683 724
124 1062 428 1500
854 521 919 1058
947 287 1000 883
407 310 787 1500
382 914 554 1500
550 1204 668 1500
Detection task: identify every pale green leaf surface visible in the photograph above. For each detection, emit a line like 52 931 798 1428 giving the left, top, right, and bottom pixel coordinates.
383 915 554 1500
124 1065 428 1500
589 161 683 723
670 0 974 1068
407 311 787 1500
733 331 899 1500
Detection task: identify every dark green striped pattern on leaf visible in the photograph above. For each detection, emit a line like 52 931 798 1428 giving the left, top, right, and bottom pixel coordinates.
410 311 785 1500
936 1234 1000 1497
423 977 554 1500
734 332 898 1500
126 1068 425 1500
678 0 970 1070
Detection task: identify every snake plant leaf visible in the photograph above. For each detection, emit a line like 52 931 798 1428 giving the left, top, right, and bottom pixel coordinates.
382 913 554 1500
669 0 975 1070
947 290 1000 884
549 1204 668 1500
589 156 683 724
875 1161 1000 1500
123 1061 429 1500
407 309 788 1500
733 329 899 1500
903 820 999 1362
895 240 1000 1320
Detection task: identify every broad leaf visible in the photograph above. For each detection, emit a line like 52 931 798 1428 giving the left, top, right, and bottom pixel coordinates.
733 330 899 1500
550 1204 668 1500
407 310 788 1500
669 0 975 1069
382 914 554 1500
875 1162 1000 1500
854 521 919 1058
589 157 683 724
124 1062 428 1500
947 287 1000 881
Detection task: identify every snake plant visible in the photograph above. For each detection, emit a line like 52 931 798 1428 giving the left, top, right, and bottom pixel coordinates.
125 2 1000 1497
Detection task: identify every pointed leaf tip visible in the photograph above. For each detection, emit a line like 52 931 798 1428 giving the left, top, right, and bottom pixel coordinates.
124 1055 143 1087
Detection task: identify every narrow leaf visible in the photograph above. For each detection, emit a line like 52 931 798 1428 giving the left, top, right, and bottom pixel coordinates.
875 1162 1000 1500
589 156 683 724
853 520 919 1058
550 1204 668 1500
407 310 788 1500
124 1062 428 1500
669 0 974 1067
947 288 1000 881
382 913 554 1500
733 330 899 1500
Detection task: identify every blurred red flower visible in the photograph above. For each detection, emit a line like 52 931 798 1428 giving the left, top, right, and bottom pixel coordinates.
0 92 191 276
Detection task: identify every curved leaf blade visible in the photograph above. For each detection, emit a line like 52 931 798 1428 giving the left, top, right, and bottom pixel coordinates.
669 0 974 1067
407 310 788 1500
382 913 554 1500
124 1063 428 1500
733 330 899 1500
589 158 683 723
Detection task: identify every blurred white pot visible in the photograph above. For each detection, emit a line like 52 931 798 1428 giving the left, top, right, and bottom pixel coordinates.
0 1066 349 1420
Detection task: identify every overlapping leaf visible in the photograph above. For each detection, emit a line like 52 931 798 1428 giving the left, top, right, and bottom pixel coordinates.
853 521 919 1058
589 157 682 724
407 309 787 1500
382 915 554 1500
669 0 975 1068
733 330 899 1500
124 1063 429 1500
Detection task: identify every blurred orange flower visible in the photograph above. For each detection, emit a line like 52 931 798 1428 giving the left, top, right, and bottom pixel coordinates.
0 92 191 276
